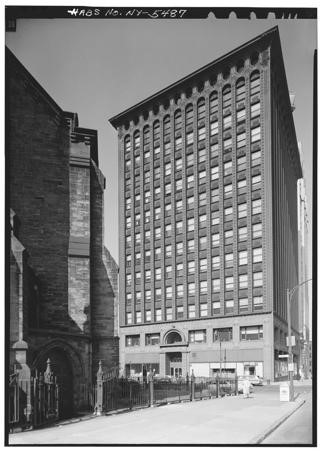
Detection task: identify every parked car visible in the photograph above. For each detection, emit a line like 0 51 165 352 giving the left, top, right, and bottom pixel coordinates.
245 375 263 386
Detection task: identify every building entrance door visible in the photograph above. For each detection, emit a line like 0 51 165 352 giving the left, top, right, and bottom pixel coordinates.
167 352 182 377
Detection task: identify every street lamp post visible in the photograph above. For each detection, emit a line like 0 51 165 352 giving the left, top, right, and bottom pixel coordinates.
286 279 312 401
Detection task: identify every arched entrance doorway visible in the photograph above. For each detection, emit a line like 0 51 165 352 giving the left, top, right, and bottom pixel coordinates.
35 347 73 419
163 331 184 377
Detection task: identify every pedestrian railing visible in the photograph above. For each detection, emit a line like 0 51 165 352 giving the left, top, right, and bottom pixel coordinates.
8 359 59 431
94 362 239 415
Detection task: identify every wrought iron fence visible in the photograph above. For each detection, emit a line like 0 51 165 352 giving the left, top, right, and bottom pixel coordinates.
94 362 239 415
9 359 59 431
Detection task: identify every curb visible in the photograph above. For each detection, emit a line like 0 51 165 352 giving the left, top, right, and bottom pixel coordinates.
249 398 306 444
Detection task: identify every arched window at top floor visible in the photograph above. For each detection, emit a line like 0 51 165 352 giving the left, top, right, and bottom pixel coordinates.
143 125 150 146
209 91 218 115
153 120 160 142
133 130 140 150
236 78 245 103
163 115 171 137
124 135 131 153
197 98 206 121
174 110 182 130
222 85 231 109
185 103 193 127
250 71 261 97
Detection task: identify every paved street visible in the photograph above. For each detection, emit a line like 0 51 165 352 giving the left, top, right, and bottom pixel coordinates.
9 384 312 445
262 389 313 444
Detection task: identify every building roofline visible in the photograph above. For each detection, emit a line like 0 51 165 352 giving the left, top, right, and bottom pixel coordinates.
109 26 279 129
6 46 64 118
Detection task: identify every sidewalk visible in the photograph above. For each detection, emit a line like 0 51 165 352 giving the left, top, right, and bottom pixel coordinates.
9 389 308 445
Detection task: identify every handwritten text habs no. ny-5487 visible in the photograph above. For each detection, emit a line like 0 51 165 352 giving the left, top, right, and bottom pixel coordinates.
67 8 187 18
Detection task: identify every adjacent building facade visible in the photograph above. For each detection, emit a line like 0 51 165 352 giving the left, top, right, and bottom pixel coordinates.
297 144 311 378
110 27 302 382
7 47 119 417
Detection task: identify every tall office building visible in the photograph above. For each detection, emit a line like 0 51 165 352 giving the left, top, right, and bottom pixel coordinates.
110 27 302 381
297 145 310 377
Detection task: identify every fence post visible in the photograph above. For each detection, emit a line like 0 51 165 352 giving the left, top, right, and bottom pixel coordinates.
148 371 154 407
190 370 195 401
44 358 56 419
235 373 238 396
216 374 219 398
95 360 104 416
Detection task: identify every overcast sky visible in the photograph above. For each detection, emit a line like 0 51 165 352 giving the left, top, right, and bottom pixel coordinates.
6 16 316 268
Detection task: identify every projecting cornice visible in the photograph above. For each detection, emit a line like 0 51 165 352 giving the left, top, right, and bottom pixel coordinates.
109 26 279 129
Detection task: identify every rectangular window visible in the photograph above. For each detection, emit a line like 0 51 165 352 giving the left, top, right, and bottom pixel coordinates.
176 179 182 192
211 166 219 180
186 132 194 145
126 312 132 325
199 214 207 227
200 258 207 272
212 301 221 314
177 305 184 319
145 290 151 302
210 121 218 136
145 333 160 346
224 184 233 197
176 200 183 212
145 310 151 322
176 221 183 234
165 204 171 217
238 203 247 218
155 267 162 280
165 265 172 278
253 247 263 263
199 192 206 207
252 223 262 239
251 150 261 166
199 236 207 251
237 156 246 172
253 296 263 310
177 284 184 297
200 280 207 294
252 174 261 189
175 137 182 150
188 282 195 295
224 161 232 177
251 102 260 118
212 233 220 246
198 127 206 141
189 329 206 343
225 276 234 291
211 210 220 225
165 163 171 176
125 335 140 347
225 299 234 313
212 255 220 270
187 239 195 252
225 253 233 268
238 226 247 241
252 199 262 215
165 224 171 237
200 303 208 317
155 288 162 300
223 115 232 130
239 250 248 266
240 325 263 341
145 250 151 262
156 309 162 322
145 210 151 223
166 307 172 321
155 227 161 239
176 262 183 277
239 298 248 311
237 179 247 193
239 274 248 289
223 138 232 152
224 229 233 245
176 242 183 255
136 311 142 324
187 153 194 167
213 328 232 342
188 305 196 318
187 175 194 188
166 286 172 299
199 170 206 184
175 158 182 171
212 279 220 292
211 188 219 203
165 244 172 257
155 247 161 260
253 271 263 287
251 126 261 143
187 260 195 274
236 109 246 124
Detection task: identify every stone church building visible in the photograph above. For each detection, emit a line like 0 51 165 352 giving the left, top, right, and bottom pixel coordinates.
7 47 119 417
